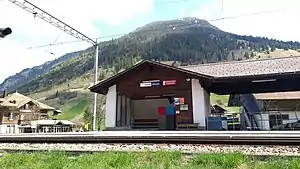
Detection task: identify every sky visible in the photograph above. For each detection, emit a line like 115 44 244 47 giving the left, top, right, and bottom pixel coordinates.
1 0 300 82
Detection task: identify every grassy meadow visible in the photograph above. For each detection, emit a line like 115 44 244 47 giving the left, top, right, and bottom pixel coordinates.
0 151 299 169
56 99 89 120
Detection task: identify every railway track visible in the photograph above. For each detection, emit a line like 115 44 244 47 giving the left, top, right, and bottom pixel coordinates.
0 131 300 145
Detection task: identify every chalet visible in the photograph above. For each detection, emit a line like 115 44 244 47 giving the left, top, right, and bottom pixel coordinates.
0 92 57 133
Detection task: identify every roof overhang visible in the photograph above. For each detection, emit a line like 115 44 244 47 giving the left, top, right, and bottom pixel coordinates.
90 57 300 95
89 60 214 95
210 71 300 83
210 72 300 95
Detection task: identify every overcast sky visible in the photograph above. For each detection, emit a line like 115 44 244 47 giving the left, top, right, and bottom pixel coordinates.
1 0 300 82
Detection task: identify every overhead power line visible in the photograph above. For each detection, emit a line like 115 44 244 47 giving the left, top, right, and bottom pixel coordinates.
8 0 99 131
8 0 96 44
157 0 194 4
26 8 286 50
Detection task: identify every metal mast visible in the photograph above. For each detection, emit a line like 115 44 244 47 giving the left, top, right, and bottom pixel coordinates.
8 0 99 131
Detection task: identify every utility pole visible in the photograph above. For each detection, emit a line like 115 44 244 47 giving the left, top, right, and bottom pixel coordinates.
93 42 99 131
8 0 99 131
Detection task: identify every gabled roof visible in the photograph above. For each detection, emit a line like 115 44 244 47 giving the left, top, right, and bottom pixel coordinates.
89 60 214 93
0 92 55 110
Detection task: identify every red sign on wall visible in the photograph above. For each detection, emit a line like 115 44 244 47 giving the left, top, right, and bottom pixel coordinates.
163 80 176 86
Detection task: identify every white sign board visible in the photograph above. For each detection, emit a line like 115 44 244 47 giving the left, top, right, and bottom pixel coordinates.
140 82 152 87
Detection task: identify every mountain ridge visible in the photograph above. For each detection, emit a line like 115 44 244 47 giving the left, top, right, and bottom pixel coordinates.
0 50 87 91
2 17 300 93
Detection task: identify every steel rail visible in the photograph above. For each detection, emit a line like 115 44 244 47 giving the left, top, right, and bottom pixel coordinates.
0 131 300 145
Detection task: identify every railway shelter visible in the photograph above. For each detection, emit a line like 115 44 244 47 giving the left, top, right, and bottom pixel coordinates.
90 56 300 130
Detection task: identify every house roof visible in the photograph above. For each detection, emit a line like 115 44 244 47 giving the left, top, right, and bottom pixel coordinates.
0 92 55 110
181 56 300 78
31 120 75 126
228 91 300 107
254 91 300 100
89 59 213 93
90 56 300 94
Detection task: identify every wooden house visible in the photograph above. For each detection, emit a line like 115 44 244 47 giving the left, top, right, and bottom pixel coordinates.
0 92 56 133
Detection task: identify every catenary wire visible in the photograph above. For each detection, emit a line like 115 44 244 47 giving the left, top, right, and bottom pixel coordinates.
26 8 286 50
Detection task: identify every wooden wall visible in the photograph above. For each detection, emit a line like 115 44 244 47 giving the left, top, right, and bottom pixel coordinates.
116 64 194 123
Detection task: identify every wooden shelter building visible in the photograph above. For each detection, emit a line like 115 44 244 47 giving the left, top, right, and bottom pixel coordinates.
90 56 300 130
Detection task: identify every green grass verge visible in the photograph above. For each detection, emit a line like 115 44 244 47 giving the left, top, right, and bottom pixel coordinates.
0 151 300 169
57 99 89 120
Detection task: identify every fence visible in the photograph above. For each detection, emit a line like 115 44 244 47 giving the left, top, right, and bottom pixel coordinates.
206 111 300 131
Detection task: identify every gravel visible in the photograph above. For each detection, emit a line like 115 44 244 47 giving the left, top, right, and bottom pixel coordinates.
0 143 299 156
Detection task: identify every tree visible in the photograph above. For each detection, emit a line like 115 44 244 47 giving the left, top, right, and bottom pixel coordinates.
250 52 255 58
83 106 92 125
83 97 106 131
244 52 249 59
271 46 276 52
55 90 59 97
96 96 106 131
98 70 106 81
231 52 235 60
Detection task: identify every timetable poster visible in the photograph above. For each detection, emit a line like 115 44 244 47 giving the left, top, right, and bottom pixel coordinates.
174 98 180 105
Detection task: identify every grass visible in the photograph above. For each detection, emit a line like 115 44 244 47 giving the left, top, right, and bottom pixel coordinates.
255 49 300 60
57 99 89 120
0 151 300 169
210 93 240 112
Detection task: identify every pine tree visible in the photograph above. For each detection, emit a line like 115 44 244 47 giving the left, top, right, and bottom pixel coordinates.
250 52 255 58
231 52 235 60
244 52 250 59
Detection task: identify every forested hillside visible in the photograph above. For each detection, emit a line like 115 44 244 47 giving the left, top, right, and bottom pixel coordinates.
7 17 300 94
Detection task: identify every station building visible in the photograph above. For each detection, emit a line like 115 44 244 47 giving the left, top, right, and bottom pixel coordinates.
90 56 300 130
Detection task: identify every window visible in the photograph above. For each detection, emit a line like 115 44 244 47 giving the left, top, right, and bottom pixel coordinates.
269 114 289 128
9 113 14 120
20 114 24 121
9 100 16 104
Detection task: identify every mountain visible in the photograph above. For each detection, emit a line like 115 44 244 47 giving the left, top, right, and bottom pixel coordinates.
2 17 300 94
0 50 86 91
